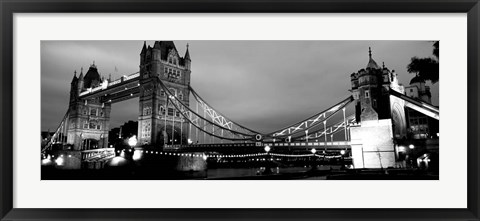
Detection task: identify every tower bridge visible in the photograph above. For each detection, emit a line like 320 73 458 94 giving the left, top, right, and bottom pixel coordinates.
42 41 439 170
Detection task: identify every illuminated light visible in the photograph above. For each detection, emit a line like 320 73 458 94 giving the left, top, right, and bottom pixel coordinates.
110 156 127 166
60 154 64 157
110 145 113 148
311 148 317 154
340 150 346 155
68 155 72 158
130 94 133 96
41 158 52 165
264 146 271 153
188 138 193 144
55 157 64 166
427 159 431 162
398 146 406 152
203 154 208 160
137 83 140 86
409 144 415 149
437 133 439 137
128 135 137 147
424 154 427 157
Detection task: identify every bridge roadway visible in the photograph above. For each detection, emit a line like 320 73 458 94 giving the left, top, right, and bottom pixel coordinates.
162 141 351 154
79 72 140 104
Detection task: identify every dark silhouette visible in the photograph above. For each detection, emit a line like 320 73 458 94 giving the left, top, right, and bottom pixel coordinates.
407 41 439 84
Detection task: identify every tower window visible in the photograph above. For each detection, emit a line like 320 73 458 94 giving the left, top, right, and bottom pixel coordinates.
143 106 152 116
90 108 97 116
142 122 151 138
168 108 174 116
169 88 177 96
365 90 370 98
89 120 98 129
160 106 165 115
160 89 165 97
168 69 181 79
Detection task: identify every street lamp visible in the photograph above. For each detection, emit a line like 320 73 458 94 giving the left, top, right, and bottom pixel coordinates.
311 148 317 170
408 144 415 168
263 145 272 174
340 150 346 155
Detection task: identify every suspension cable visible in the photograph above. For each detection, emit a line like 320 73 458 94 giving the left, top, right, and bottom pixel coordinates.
42 110 69 153
158 79 255 139
264 96 354 138
189 85 260 135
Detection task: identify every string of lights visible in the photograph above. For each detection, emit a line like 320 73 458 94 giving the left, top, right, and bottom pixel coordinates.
109 149 346 159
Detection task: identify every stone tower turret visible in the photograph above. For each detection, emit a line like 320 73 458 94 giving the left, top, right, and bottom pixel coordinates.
138 41 192 147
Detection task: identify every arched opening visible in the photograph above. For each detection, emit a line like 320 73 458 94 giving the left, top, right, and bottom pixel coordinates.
158 125 185 145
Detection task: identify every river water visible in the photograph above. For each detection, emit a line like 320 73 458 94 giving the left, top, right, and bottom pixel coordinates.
206 165 341 179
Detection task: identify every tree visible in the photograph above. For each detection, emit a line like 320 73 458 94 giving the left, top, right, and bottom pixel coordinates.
407 41 439 84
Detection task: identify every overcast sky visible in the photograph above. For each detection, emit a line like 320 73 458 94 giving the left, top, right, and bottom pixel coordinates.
41 41 439 133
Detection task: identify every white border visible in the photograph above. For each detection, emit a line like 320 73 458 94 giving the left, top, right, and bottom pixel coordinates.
14 13 467 208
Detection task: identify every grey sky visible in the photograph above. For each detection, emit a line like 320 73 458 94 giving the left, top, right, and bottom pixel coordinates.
41 41 439 133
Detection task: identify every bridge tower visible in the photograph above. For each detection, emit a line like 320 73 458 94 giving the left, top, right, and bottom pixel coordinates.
138 41 191 147
67 64 112 150
349 48 406 168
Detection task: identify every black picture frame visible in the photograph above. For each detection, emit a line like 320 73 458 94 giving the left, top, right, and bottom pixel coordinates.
1 0 479 220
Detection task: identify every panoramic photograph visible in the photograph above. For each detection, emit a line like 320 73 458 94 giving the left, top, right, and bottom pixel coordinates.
40 40 439 180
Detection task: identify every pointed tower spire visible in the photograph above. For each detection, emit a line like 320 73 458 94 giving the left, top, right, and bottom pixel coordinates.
141 41 147 54
184 43 191 60
79 67 84 79
366 47 380 69
71 70 78 84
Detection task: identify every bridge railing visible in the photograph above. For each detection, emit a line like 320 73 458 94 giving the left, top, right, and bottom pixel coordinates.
268 141 351 147
81 148 115 161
